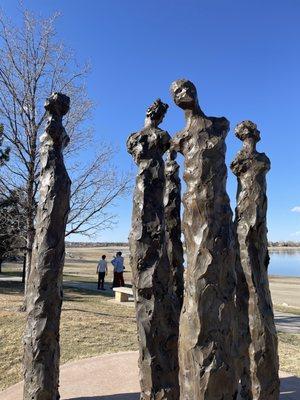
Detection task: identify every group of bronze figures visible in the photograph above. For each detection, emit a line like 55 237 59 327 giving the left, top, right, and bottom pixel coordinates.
20 80 278 400
127 79 279 400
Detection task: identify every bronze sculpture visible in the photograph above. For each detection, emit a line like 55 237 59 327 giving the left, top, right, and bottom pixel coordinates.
231 120 280 400
23 93 71 400
164 149 184 309
127 99 181 399
170 79 238 399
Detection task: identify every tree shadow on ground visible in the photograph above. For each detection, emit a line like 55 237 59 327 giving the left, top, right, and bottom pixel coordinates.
0 280 24 295
63 288 95 303
280 375 300 399
66 259 100 264
63 285 115 300
62 307 136 321
63 282 133 299
0 269 22 277
65 394 139 400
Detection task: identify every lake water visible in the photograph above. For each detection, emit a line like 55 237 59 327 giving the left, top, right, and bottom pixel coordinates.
269 250 300 277
183 250 300 277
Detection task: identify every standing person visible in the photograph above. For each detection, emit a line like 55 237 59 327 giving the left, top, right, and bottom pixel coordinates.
111 251 125 287
120 251 125 270
96 255 107 290
110 252 118 289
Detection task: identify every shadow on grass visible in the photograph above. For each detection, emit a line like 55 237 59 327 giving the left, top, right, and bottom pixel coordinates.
0 269 22 276
63 284 115 299
65 259 100 265
66 394 139 400
0 275 131 304
62 307 136 321
62 285 114 303
0 280 24 295
63 281 134 298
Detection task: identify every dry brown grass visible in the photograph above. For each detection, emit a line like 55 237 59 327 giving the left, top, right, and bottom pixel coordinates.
278 333 300 376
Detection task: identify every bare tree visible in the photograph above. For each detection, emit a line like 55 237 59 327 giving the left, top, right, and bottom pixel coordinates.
67 146 130 237
0 9 130 296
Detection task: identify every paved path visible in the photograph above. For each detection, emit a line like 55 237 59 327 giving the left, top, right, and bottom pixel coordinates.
275 312 300 334
0 351 299 400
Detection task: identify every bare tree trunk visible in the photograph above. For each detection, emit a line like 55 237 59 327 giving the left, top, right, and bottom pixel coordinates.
23 93 71 400
22 253 26 284
24 110 38 294
127 99 180 400
24 207 34 296
22 137 37 309
171 79 238 399
0 257 2 273
164 150 184 308
25 174 35 279
231 121 279 400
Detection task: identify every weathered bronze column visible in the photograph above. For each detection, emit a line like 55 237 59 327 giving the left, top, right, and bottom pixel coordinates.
170 79 238 400
164 149 184 308
23 93 71 400
231 120 279 400
127 99 180 400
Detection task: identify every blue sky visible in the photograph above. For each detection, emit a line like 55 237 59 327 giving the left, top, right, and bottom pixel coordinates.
2 0 300 242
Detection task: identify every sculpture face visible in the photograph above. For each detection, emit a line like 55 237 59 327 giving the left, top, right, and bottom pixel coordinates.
235 120 260 143
170 79 198 110
145 98 169 128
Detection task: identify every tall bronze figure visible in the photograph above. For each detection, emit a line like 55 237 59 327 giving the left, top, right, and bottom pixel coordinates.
170 79 238 399
127 99 181 400
23 93 71 400
164 149 184 309
231 120 279 400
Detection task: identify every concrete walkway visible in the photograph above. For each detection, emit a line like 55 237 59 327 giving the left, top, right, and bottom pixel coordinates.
0 351 299 400
275 312 300 334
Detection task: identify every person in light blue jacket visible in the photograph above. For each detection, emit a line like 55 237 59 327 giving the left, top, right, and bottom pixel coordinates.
111 251 125 288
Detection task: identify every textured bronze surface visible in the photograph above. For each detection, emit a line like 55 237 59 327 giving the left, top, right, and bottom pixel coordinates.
127 99 180 400
23 93 71 400
164 150 184 309
171 79 238 400
231 120 279 400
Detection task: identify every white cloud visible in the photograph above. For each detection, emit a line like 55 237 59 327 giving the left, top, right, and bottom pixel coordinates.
291 231 300 237
291 206 300 213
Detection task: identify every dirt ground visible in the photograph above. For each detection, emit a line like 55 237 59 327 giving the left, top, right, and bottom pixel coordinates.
0 246 299 391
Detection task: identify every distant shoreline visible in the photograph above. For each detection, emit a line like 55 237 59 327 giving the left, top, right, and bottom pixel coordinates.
66 242 300 251
269 247 300 251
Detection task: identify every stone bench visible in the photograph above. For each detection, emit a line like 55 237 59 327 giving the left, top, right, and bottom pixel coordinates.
113 286 133 302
